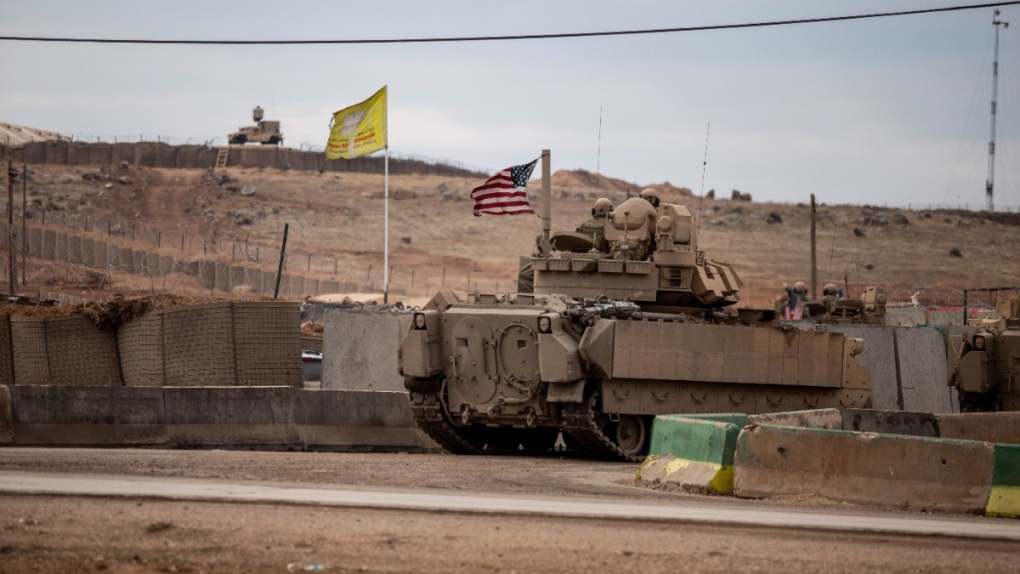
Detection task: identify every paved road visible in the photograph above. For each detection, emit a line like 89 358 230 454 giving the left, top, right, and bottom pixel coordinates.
2 470 1018 541
4 450 1018 572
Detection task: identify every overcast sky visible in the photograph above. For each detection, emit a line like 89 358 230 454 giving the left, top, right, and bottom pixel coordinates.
2 1 1018 209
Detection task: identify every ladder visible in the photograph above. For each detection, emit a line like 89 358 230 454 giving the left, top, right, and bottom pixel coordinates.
215 146 229 169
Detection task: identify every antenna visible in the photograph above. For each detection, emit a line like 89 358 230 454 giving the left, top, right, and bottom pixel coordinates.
695 123 710 239
986 9 1009 212
596 106 603 196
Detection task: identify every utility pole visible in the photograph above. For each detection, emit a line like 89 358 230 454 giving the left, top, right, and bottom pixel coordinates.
810 194 817 299
6 160 15 295
21 164 27 286
986 9 1009 212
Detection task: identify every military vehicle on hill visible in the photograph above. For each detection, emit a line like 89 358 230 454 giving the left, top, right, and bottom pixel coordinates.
228 106 283 145
398 190 872 461
949 294 1020 412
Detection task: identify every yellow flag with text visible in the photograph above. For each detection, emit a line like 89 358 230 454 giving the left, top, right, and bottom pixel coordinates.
326 86 387 160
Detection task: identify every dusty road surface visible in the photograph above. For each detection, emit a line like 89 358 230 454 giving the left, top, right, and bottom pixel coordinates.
2 449 1018 573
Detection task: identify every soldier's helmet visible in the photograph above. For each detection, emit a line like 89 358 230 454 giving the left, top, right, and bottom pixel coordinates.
823 283 838 296
793 281 808 294
593 197 613 216
638 188 660 207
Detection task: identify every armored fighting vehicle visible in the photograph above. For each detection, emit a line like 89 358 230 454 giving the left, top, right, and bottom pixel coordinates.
399 193 872 460
228 106 283 145
800 285 888 324
949 295 1020 412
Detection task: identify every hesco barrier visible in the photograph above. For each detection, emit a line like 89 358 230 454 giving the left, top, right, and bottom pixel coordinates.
0 301 301 388
3 385 423 451
0 315 13 385
0 141 484 178
117 301 302 388
10 314 122 386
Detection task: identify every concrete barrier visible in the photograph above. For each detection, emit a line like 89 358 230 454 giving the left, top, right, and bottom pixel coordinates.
3 385 422 452
749 408 940 438
935 412 1020 445
637 414 748 494
987 444 1020 518
820 324 899 410
0 385 12 444
733 424 996 513
323 310 405 392
9 385 166 445
895 327 954 414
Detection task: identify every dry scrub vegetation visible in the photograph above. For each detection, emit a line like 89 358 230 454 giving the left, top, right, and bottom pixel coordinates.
7 163 1019 308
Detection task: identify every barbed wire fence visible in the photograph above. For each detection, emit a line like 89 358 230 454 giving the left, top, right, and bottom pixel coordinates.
0 205 519 306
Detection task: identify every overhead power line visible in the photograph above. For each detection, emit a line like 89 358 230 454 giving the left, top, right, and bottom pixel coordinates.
2 2 1019 45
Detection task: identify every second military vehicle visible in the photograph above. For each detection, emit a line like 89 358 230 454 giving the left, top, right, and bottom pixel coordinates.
228 106 283 145
399 185 873 461
949 294 1020 412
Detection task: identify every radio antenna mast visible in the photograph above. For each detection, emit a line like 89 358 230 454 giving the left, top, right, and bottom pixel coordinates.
986 9 1009 212
695 123 710 238
596 106 603 196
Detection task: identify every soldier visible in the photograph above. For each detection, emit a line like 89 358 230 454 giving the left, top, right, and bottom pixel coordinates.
638 188 661 208
577 197 613 252
778 281 808 320
821 283 839 314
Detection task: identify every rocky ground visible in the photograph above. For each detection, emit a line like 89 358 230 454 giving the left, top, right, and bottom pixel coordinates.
7 164 1019 308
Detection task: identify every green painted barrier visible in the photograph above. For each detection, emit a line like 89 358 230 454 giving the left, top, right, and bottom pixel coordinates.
987 444 1020 518
636 414 747 495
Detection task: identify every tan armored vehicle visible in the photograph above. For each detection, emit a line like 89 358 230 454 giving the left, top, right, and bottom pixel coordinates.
398 186 873 460
228 106 283 145
950 295 1020 411
801 285 888 324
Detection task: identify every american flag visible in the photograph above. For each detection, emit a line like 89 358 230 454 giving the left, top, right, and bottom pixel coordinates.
469 160 538 216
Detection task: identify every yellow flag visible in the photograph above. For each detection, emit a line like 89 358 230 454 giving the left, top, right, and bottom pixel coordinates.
326 86 388 160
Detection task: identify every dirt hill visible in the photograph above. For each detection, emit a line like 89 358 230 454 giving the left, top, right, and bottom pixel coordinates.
5 164 1019 308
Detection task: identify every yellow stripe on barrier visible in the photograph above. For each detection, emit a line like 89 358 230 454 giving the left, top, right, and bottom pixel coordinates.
637 454 734 495
986 485 1020 518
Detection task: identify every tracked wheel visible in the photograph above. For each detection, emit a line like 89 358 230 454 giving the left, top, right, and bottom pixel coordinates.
611 415 649 459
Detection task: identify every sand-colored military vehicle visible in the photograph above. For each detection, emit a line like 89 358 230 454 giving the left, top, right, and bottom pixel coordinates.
228 106 283 145
950 295 1020 412
398 189 873 460
801 286 888 324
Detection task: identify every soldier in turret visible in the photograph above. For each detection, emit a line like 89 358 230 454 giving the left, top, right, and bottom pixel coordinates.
778 281 808 319
821 283 840 314
577 197 613 253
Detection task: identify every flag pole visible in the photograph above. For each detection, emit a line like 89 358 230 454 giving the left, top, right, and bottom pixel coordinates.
383 145 389 304
541 149 551 242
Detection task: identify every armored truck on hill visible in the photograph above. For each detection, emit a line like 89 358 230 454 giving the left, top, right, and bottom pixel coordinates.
398 188 872 460
228 106 283 146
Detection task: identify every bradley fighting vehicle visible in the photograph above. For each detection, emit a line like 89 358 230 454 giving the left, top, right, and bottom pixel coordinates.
950 295 1020 412
228 106 283 145
398 175 872 461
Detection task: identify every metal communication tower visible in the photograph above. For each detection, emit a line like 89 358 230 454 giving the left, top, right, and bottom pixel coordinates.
986 9 1009 212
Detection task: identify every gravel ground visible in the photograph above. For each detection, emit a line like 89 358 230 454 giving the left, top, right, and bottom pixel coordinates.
1 448 1017 573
